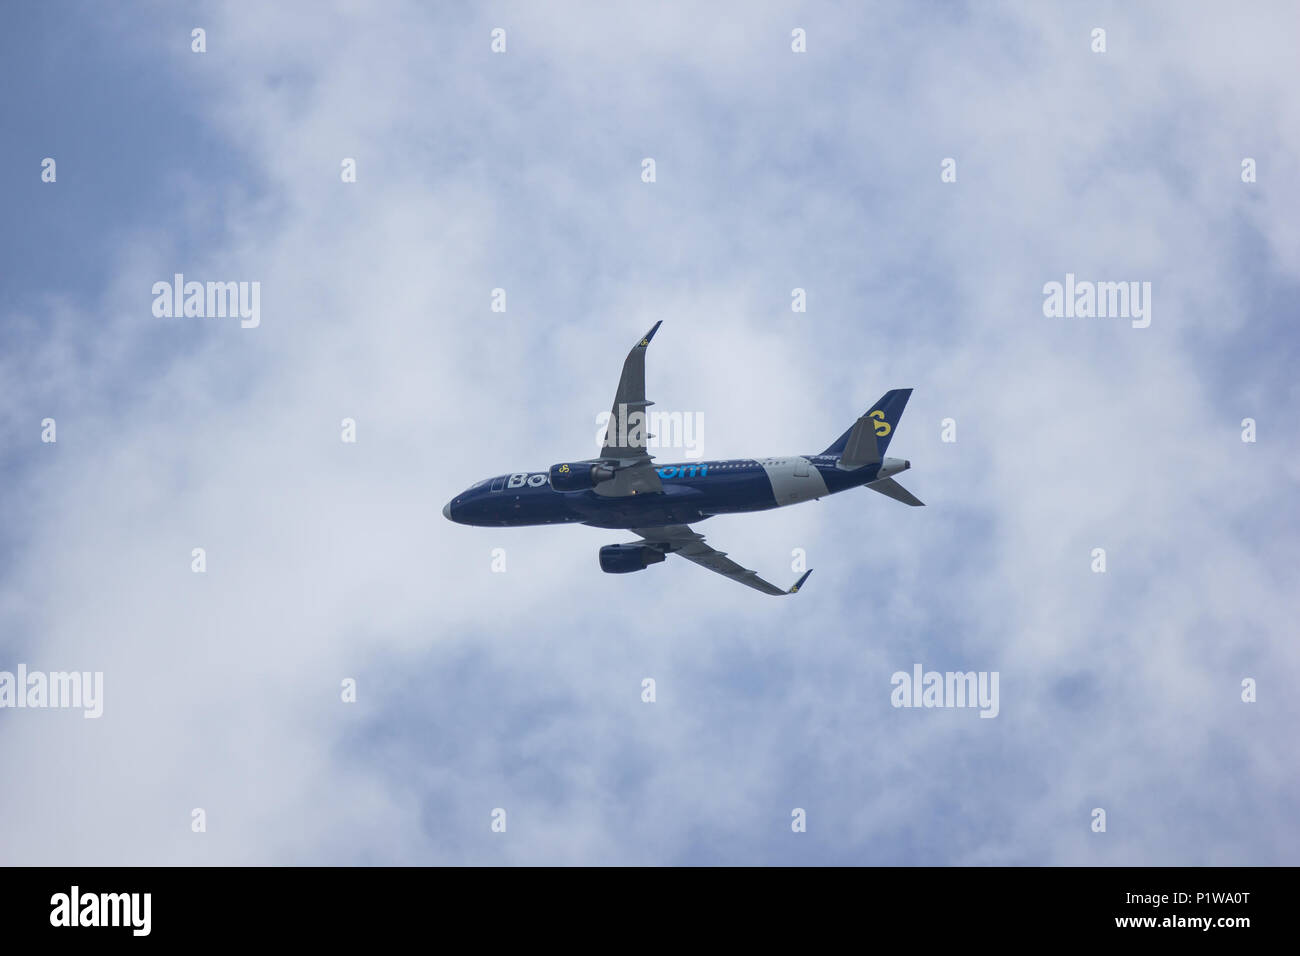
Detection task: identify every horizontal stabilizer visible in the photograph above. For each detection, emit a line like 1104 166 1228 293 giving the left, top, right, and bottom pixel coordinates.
867 477 924 507
837 414 883 469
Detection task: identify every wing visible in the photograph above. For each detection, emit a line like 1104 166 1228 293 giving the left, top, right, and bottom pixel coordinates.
595 321 665 497
633 524 813 596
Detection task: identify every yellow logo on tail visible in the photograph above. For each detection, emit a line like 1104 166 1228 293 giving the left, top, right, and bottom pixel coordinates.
869 409 891 436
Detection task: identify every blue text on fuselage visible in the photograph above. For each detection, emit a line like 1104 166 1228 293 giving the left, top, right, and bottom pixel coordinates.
657 464 709 479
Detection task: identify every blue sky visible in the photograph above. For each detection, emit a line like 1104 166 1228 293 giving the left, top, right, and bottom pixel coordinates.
1 1 1297 864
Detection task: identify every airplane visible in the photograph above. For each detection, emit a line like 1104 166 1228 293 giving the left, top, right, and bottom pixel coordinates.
442 322 922 595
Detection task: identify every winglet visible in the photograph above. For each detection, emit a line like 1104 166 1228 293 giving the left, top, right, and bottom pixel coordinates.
788 569 814 594
637 321 663 348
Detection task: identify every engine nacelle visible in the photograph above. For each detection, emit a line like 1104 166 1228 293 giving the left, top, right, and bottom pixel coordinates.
598 543 666 574
550 462 616 492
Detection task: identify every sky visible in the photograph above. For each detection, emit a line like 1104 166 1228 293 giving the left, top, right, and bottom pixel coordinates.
1 1 1297 865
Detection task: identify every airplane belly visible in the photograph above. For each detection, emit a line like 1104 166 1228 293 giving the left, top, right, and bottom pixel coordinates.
759 457 829 507
573 484 708 529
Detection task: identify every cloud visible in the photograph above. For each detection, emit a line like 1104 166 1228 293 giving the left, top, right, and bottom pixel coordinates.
1 0 1296 864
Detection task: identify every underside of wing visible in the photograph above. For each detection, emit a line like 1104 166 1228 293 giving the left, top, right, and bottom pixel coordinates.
595 321 665 497
632 524 813 596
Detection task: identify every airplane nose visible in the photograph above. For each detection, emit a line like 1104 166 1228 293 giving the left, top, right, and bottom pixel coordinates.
442 501 453 521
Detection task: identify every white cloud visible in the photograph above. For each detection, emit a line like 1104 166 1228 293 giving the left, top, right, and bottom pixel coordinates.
1 0 1297 864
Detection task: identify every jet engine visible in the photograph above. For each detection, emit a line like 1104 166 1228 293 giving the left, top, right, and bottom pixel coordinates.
549 462 616 492
598 543 666 574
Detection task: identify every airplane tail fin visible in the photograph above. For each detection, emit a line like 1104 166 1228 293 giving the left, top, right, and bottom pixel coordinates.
822 388 913 462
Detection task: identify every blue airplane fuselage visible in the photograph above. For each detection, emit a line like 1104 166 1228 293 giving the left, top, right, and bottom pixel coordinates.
443 454 908 529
